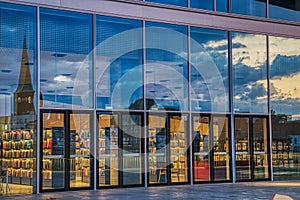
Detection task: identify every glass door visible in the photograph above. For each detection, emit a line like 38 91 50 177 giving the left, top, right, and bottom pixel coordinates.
252 117 269 180
234 116 270 181
192 116 210 182
121 113 143 186
42 111 66 190
212 116 230 181
193 115 231 182
235 117 251 180
148 114 167 184
69 113 92 188
97 114 119 187
169 114 189 183
41 110 93 191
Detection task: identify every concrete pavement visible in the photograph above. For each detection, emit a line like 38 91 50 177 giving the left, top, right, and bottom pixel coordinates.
1 181 300 200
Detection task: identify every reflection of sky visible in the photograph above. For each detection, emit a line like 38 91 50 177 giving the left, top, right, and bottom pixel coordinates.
269 2 300 22
231 0 266 17
0 3 36 116
145 22 188 111
269 36 300 115
96 16 142 109
190 27 229 112
191 0 214 10
39 8 92 108
232 33 267 113
146 0 187 7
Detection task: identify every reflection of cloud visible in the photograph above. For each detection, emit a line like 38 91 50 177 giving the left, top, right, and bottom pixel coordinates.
269 36 300 103
270 37 300 65
54 75 72 82
269 72 300 100
232 34 266 68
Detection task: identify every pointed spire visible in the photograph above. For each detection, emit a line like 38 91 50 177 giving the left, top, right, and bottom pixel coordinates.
13 30 35 115
15 31 34 93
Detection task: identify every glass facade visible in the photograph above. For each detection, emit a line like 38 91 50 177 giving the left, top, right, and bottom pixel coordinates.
146 0 187 7
96 16 143 110
0 0 299 196
0 2 37 195
145 22 188 111
40 9 93 109
190 27 229 112
231 0 266 17
270 36 300 180
190 0 214 10
269 0 300 22
232 32 268 114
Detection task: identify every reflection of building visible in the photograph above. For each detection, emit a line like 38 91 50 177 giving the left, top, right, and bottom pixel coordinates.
13 34 35 116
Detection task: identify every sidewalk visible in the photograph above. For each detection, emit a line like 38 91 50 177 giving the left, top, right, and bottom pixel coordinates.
1 181 300 200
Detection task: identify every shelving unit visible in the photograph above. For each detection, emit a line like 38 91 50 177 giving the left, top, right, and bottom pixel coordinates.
98 127 118 186
1 129 34 185
148 128 166 183
272 139 294 167
170 131 187 183
70 129 90 183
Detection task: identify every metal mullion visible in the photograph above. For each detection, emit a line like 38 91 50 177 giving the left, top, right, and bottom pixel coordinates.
213 0 217 11
209 116 214 182
266 35 273 182
249 117 254 181
142 20 148 188
266 0 269 18
228 31 236 183
166 114 171 184
92 13 97 191
119 113 123 187
36 5 41 194
187 25 193 185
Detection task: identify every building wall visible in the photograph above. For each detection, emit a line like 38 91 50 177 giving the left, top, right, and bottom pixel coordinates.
0 0 299 195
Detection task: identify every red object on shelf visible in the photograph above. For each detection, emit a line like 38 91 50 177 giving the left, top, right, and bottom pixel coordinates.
194 161 209 179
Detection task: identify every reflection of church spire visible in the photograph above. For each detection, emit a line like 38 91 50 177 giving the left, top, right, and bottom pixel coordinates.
14 32 35 115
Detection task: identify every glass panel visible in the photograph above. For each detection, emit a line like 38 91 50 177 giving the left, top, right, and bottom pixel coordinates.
216 0 228 12
193 116 210 182
252 118 269 180
145 22 188 111
170 115 188 183
270 36 300 180
148 114 167 184
0 2 36 195
98 114 119 187
231 0 266 17
146 0 187 7
42 113 65 190
121 114 143 186
269 0 300 22
213 116 230 181
235 117 251 180
190 0 214 10
96 16 142 110
190 27 229 112
232 32 267 113
69 113 91 188
40 9 92 109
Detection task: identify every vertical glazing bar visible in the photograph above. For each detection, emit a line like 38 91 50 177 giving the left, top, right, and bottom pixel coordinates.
266 35 273 181
228 0 232 13
36 6 41 194
228 31 236 183
214 0 217 11
93 13 97 190
187 25 193 185
266 0 269 18
142 20 148 188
